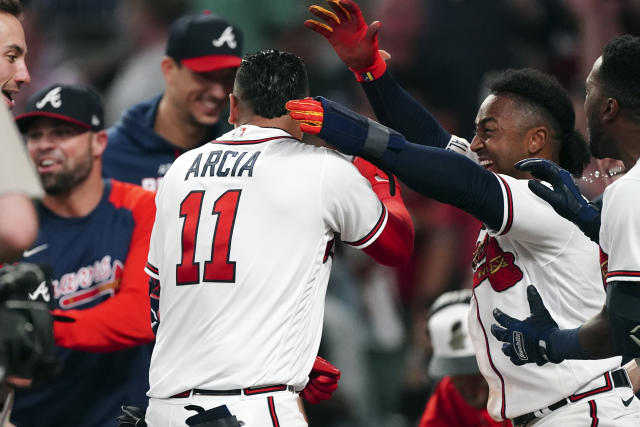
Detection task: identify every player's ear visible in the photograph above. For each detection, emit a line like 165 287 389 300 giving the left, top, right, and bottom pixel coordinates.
228 93 239 126
160 56 177 84
92 130 108 157
526 126 549 155
602 97 620 123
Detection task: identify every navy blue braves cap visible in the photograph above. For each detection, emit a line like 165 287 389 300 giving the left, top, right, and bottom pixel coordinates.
15 84 104 133
166 12 243 73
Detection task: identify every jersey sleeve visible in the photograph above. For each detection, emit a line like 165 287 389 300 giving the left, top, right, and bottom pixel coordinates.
144 188 164 281
601 177 640 283
321 151 386 249
0 102 42 198
487 174 583 256
52 182 156 352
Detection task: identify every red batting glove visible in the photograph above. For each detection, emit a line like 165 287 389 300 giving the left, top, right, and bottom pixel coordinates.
286 98 324 135
300 356 341 404
352 156 399 199
305 0 387 81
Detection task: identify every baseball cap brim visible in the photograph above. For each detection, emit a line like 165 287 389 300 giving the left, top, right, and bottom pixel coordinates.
181 55 242 72
15 111 92 133
428 354 479 378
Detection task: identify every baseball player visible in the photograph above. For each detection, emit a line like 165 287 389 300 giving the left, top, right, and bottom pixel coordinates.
286 1 640 425
103 13 243 191
488 35 640 377
10 84 156 427
143 50 414 426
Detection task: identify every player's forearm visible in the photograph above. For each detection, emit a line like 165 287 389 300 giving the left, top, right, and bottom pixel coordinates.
577 306 617 358
360 71 451 149
53 289 155 352
362 198 414 266
378 141 503 230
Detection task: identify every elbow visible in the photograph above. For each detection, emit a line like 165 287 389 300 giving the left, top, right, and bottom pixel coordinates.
380 235 414 267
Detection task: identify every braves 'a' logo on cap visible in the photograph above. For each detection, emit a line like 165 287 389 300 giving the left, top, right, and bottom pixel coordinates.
449 320 465 350
212 26 237 49
36 86 63 109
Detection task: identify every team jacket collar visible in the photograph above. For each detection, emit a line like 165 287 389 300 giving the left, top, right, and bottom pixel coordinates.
213 125 295 145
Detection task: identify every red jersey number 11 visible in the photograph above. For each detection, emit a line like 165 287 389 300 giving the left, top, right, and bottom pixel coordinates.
176 189 241 285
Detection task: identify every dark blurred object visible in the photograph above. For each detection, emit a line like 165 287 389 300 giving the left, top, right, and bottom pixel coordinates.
0 264 58 391
116 405 146 427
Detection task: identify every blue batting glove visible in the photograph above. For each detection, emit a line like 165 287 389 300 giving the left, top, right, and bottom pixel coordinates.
491 285 563 366
515 158 601 243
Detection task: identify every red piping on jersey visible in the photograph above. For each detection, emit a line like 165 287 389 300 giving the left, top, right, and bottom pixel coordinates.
213 136 288 145
244 385 288 395
146 262 159 275
589 400 599 427
268 396 280 427
473 288 508 420
345 203 387 247
496 176 513 235
568 372 612 402
605 270 640 280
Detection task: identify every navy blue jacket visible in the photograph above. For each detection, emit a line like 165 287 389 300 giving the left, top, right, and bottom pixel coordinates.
103 95 222 190
12 180 156 427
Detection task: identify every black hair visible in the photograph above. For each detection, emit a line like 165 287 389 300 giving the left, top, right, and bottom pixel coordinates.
486 68 590 176
0 0 22 18
600 35 640 123
234 50 308 118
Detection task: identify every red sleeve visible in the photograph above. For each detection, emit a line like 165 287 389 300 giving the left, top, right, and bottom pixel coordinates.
352 157 414 266
52 181 156 352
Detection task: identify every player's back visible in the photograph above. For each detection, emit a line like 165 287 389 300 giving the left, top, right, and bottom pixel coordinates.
146 125 384 398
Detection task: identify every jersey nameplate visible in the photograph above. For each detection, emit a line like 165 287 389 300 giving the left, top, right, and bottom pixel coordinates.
185 150 261 180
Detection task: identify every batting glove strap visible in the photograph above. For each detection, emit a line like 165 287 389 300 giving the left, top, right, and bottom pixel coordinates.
350 53 387 82
316 96 404 161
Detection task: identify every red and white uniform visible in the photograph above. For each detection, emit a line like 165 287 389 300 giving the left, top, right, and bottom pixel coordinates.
144 126 388 424
600 159 640 284
600 159 640 372
450 136 623 423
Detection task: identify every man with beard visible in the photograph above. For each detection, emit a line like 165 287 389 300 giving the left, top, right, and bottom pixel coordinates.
11 84 156 427
103 12 243 192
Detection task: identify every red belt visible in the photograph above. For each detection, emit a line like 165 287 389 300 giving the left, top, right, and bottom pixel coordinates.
171 384 296 398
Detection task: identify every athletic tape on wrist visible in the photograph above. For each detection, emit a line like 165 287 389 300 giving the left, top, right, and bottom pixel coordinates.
362 118 390 160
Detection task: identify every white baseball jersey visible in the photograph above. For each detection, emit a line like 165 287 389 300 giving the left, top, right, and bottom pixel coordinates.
600 159 640 372
448 136 621 421
600 158 640 284
145 125 387 398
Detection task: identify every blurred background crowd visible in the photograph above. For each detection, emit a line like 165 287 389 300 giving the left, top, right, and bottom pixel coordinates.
13 0 640 426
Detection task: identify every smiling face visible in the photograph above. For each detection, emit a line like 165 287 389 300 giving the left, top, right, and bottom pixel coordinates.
0 11 29 108
25 117 96 195
470 94 535 178
163 59 236 127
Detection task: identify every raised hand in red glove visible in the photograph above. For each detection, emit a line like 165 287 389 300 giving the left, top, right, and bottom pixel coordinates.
305 0 389 81
300 356 341 404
